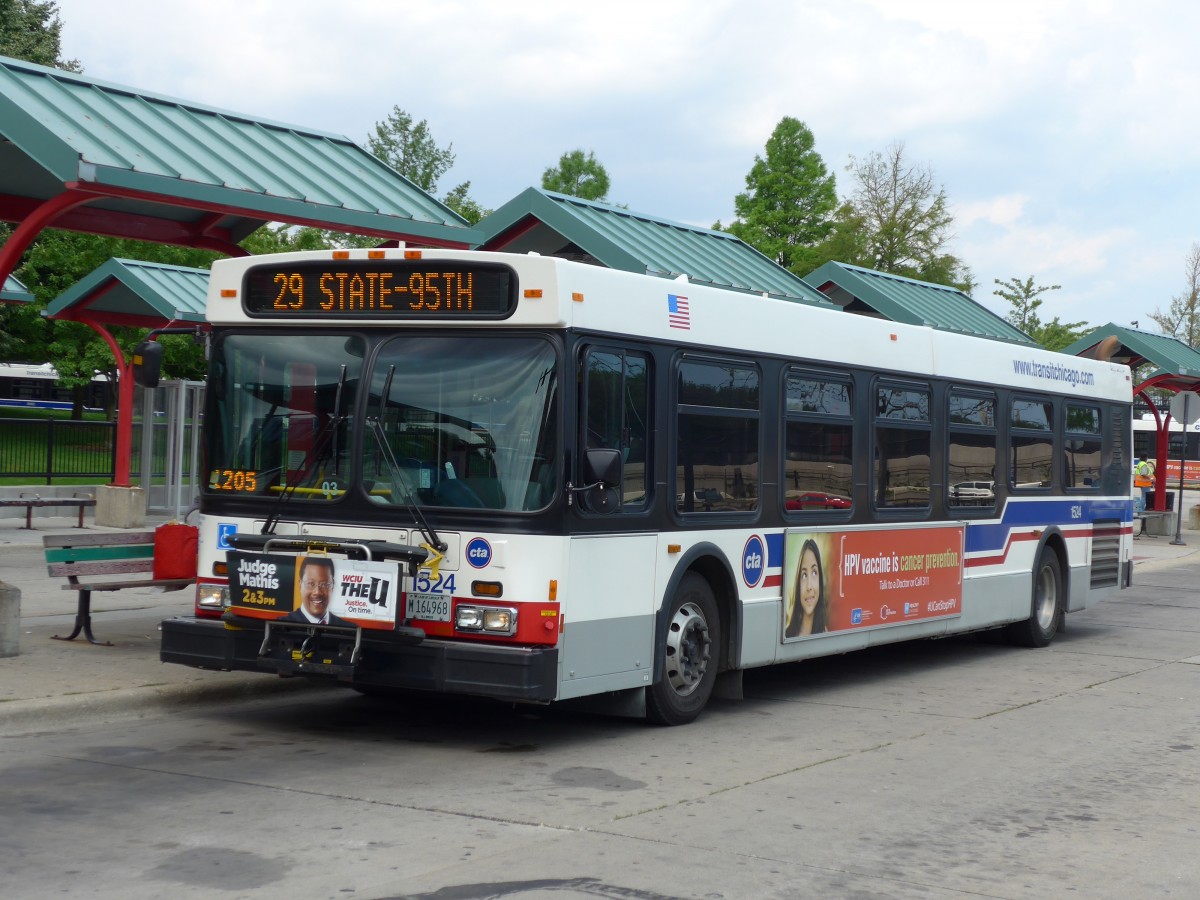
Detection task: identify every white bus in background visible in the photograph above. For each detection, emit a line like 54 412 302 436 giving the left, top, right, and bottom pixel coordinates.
158 248 1135 725
0 362 108 412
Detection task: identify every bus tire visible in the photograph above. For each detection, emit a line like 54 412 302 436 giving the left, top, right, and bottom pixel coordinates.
1006 550 1063 648
646 573 720 726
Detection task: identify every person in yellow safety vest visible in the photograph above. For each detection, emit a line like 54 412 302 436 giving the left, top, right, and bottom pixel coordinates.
1134 457 1156 508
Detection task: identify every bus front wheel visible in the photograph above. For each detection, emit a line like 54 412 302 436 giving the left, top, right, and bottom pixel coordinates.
646 573 721 726
1006 550 1063 648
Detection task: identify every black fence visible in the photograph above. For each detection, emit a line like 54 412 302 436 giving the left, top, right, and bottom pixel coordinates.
0 417 194 483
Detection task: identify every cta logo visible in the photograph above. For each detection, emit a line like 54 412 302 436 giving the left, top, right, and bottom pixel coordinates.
742 535 765 588
466 537 492 569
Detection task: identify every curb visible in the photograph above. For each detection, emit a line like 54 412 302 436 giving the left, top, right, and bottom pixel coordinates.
0 669 343 732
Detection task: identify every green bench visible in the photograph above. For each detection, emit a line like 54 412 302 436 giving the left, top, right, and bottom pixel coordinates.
43 531 195 646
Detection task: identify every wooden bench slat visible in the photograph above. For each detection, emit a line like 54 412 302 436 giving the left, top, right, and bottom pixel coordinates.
42 531 155 549
47 559 155 578
65 578 193 592
0 498 94 507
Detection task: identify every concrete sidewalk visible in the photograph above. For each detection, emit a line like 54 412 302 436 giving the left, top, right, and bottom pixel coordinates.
0 513 334 727
1 509 1198 728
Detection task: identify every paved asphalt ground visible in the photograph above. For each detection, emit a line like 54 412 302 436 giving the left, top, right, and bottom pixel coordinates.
1 504 1198 728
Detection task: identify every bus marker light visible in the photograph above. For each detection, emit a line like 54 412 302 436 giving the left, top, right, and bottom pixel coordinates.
368 250 385 259
524 289 543 298
472 580 504 598
890 333 898 341
404 250 423 259
667 544 682 554
213 561 228 576
572 292 584 302
332 250 350 259
220 289 237 298
548 579 558 601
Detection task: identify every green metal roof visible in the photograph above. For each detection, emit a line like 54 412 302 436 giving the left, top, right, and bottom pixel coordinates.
2 273 32 302
477 187 833 305
44 258 208 327
0 54 479 249
1063 324 1200 390
804 261 1034 344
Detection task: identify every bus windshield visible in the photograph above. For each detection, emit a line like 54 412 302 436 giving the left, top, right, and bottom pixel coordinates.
205 333 559 511
205 334 361 500
364 335 558 512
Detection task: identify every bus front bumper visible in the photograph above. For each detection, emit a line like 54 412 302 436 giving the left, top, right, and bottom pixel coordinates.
160 616 559 703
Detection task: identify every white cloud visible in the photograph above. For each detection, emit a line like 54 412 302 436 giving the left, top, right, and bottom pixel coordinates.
43 0 1200 332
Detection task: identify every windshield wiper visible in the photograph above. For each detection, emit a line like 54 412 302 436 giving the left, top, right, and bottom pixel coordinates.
366 416 447 553
261 365 347 535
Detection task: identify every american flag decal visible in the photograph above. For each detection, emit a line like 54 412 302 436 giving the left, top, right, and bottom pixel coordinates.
667 294 691 330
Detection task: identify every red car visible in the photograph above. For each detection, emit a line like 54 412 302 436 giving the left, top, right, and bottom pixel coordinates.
785 491 852 510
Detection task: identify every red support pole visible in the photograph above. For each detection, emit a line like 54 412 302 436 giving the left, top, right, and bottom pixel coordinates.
73 321 134 487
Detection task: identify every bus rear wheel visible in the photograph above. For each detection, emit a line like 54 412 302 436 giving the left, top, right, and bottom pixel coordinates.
1006 550 1063 648
646 573 720 726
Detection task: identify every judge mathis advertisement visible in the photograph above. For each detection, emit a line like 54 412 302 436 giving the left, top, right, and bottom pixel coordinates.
227 551 400 627
783 525 964 640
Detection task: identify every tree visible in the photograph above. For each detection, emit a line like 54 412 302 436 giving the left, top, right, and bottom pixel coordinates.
0 0 79 70
1148 242 1200 349
365 105 484 224
12 232 216 415
825 142 974 293
367 106 455 194
995 275 1088 351
722 117 837 275
442 181 489 225
542 149 610 201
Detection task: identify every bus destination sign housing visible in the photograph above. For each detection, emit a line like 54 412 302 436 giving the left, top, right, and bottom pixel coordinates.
242 261 516 319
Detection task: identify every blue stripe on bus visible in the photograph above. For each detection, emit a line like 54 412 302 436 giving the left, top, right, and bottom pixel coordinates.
766 532 784 567
965 497 1132 554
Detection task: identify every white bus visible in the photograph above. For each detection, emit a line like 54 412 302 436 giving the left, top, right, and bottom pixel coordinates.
160 248 1135 724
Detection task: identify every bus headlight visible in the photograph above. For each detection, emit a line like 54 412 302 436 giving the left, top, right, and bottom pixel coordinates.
455 605 518 636
196 582 230 611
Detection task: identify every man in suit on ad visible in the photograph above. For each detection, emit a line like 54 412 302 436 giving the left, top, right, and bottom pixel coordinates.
282 556 352 627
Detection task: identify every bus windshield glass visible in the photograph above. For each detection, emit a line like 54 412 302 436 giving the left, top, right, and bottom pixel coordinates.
365 336 558 512
205 334 362 500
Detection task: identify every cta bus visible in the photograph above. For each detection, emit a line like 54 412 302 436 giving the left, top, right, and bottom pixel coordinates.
160 248 1135 724
0 362 108 412
1133 417 1200 486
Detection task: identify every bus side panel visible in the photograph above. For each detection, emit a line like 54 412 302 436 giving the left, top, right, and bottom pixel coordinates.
557 534 658 700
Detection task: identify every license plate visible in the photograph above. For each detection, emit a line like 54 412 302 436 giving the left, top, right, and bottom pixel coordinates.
407 592 451 622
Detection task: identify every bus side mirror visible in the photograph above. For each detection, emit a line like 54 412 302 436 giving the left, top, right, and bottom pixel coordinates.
131 340 163 388
582 448 622 514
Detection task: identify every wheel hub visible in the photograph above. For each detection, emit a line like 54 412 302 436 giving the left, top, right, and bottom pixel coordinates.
664 601 711 695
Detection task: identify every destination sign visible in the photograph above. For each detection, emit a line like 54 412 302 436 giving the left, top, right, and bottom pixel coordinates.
242 262 516 318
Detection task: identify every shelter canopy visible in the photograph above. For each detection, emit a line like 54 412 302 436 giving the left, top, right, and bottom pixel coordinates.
45 258 208 328
0 54 479 258
1064 324 1200 393
478 187 832 305
804 261 1035 344
2 273 32 303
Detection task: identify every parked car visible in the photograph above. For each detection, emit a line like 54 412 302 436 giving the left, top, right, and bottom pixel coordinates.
676 488 735 510
785 491 852 510
950 480 995 504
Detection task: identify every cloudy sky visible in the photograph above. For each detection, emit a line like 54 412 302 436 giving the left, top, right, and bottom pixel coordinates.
49 0 1198 331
